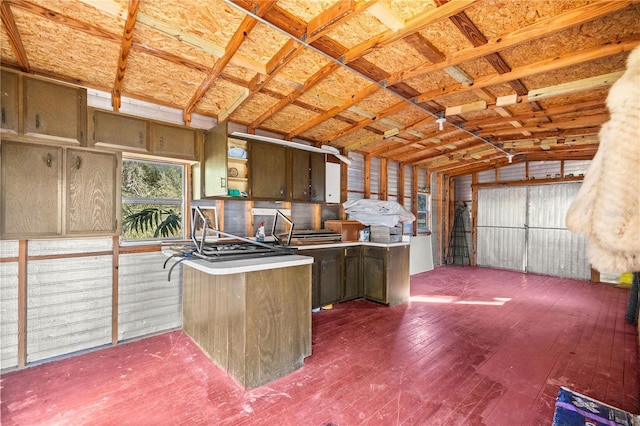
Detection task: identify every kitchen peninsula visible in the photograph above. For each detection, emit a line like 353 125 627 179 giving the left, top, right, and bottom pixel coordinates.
179 237 410 388
180 254 313 389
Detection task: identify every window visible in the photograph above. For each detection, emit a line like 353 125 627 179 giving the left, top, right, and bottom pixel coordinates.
121 158 185 241
416 192 431 234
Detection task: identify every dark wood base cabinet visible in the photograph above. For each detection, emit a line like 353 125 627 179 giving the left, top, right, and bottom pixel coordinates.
306 244 410 309
182 263 311 388
362 245 410 307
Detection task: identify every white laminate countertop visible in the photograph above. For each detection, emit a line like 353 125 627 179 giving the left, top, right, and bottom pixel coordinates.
173 254 314 276
293 236 411 250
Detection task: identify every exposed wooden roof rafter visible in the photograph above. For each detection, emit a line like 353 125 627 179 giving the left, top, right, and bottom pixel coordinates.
111 0 139 112
0 1 30 72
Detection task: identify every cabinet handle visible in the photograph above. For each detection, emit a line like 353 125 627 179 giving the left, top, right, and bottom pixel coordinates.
221 177 226 188
35 114 40 129
1 107 5 125
46 153 53 168
75 156 82 170
159 136 164 148
139 131 144 145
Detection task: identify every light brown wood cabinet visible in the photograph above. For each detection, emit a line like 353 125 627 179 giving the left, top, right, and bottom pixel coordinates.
0 69 19 135
65 148 119 235
150 122 197 160
1 141 62 237
0 140 120 239
90 109 149 153
23 76 87 145
201 123 228 198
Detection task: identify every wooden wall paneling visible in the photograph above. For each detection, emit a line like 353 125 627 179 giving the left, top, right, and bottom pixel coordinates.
412 166 419 236
364 156 371 199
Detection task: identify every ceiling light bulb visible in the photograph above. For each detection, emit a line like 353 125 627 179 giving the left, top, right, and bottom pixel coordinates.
435 117 446 131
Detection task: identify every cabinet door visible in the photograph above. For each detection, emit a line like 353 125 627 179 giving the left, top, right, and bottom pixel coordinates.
150 123 197 160
23 77 87 144
251 142 286 200
343 246 361 301
66 149 119 235
1 141 62 237
310 152 325 202
1 70 19 135
307 248 343 308
203 124 227 197
91 109 149 153
362 247 386 303
291 150 311 201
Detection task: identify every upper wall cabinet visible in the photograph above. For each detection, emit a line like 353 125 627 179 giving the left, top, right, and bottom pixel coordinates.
291 150 325 202
0 70 19 135
89 108 149 153
0 140 120 239
251 141 287 200
201 123 228 198
150 122 198 161
1 141 63 237
23 75 87 145
65 148 119 235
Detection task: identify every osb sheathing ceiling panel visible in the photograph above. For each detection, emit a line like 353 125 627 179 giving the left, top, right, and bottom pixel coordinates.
29 0 126 30
230 91 281 124
324 12 389 49
538 87 611 109
276 49 332 85
139 0 241 50
11 8 120 88
297 91 342 112
363 40 430 75
463 0 591 40
386 109 430 128
261 104 318 134
299 117 353 141
221 63 256 85
309 68 371 101
276 0 336 22
437 90 484 109
332 127 380 148
121 53 206 107
236 22 289 65
355 90 402 115
417 20 473 55
262 76 302 97
499 7 640 70
132 25 217 69
387 0 438 21
403 69 456 95
195 79 248 117
521 53 628 89
0 24 17 63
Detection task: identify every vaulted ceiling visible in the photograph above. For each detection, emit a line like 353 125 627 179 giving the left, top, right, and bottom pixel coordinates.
1 0 639 175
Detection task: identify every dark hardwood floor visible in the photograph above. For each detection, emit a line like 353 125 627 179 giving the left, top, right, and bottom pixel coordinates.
1 266 638 425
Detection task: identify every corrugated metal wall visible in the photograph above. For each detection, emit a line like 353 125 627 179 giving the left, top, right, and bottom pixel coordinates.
118 252 182 341
370 157 380 200
476 183 590 279
1 241 19 369
529 161 561 180
526 183 590 279
347 152 364 200
478 169 495 184
387 160 398 201
27 238 113 363
498 163 526 182
477 186 527 271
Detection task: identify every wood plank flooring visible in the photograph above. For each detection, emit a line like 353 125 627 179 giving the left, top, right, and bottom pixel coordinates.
1 266 638 425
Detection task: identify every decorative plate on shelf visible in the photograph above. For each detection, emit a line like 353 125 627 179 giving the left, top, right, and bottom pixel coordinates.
228 167 238 177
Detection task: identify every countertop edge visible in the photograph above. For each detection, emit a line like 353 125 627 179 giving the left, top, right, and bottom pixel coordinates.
177 254 314 275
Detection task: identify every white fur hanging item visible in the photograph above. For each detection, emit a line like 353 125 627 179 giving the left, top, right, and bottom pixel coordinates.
566 45 640 273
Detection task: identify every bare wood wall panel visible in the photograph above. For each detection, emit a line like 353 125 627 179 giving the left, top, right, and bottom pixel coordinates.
1 241 19 369
117 252 182 341
26 256 112 363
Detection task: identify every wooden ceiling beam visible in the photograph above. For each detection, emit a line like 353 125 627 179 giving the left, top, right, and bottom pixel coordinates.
341 0 477 63
0 1 30 72
183 0 277 125
248 62 340 131
414 39 639 103
111 0 139 112
385 1 633 86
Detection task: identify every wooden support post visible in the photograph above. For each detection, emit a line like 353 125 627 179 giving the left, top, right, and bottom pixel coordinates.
112 235 119 345
471 173 478 266
412 166 419 236
380 157 388 200
18 240 27 367
364 156 371 199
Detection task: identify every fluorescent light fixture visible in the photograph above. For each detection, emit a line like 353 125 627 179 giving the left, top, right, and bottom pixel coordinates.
230 132 351 165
